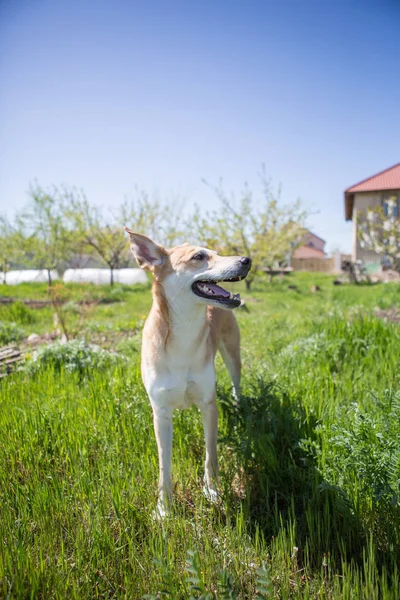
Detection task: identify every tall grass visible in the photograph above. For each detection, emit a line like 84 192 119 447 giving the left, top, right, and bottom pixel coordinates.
1 275 400 598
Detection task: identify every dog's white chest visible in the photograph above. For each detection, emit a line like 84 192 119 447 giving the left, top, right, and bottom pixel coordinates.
144 357 216 410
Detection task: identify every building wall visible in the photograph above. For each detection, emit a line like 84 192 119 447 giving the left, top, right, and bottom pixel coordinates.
293 231 326 260
303 231 325 252
293 245 326 259
352 191 400 268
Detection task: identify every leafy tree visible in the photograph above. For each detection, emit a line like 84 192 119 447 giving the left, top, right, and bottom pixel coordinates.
357 196 400 271
0 216 25 284
70 197 129 286
191 175 307 289
20 185 77 285
121 188 185 247
71 190 185 285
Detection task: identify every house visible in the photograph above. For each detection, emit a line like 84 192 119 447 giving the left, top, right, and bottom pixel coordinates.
293 230 326 259
345 162 400 268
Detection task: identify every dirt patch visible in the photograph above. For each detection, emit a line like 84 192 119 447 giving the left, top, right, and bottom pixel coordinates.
24 331 60 346
0 297 120 309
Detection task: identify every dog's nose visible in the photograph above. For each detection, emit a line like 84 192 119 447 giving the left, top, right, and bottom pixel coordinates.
240 256 251 266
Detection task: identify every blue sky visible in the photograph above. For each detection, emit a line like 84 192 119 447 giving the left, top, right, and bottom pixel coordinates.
1 0 399 252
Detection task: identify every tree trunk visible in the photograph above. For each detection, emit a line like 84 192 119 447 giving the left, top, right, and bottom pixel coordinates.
245 278 252 291
264 267 273 283
47 269 52 287
110 267 114 286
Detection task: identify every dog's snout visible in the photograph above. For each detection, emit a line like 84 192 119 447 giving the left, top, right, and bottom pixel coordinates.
240 256 251 266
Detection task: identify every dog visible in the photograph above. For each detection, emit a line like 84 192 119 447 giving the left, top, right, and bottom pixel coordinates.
125 229 251 517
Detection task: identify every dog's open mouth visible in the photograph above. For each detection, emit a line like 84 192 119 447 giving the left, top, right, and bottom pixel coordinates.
191 276 243 308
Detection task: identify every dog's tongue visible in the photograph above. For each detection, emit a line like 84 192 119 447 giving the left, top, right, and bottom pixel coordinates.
207 283 230 298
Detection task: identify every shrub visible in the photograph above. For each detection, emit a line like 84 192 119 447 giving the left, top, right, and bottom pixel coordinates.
107 285 126 301
24 339 125 375
62 300 81 314
0 321 24 345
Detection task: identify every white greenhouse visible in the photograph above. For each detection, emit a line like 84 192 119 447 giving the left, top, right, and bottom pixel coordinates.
62 268 148 285
0 270 60 285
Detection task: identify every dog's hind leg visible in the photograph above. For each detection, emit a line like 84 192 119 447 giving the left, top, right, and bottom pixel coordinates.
219 314 242 401
152 405 173 518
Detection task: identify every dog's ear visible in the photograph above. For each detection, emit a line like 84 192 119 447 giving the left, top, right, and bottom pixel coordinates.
124 228 166 271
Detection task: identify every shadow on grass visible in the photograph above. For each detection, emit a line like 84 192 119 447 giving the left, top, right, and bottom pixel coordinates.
218 378 398 575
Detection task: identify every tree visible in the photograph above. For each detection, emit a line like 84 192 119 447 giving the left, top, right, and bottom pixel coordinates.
70 197 129 286
191 175 307 289
357 197 400 272
121 189 185 247
71 190 186 285
20 185 77 285
0 216 25 284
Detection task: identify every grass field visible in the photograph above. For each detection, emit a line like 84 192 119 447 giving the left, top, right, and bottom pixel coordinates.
1 273 400 599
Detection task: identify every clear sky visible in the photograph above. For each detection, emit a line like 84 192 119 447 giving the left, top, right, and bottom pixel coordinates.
1 0 399 252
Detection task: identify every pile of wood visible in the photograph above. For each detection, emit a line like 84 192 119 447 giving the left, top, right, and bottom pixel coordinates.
0 345 23 379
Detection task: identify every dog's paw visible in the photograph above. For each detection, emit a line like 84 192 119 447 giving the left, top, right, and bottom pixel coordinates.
152 500 170 521
202 484 219 504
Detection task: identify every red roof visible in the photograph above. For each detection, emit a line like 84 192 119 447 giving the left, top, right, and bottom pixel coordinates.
344 162 400 220
345 162 400 193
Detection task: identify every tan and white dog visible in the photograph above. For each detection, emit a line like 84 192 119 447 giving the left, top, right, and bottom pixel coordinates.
125 229 251 517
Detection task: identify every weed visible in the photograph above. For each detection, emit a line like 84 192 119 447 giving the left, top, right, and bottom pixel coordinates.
0 321 24 344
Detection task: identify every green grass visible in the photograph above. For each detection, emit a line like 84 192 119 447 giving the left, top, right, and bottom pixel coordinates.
1 274 400 598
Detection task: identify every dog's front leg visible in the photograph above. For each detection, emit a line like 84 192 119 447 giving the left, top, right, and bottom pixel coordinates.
200 395 219 503
152 405 173 518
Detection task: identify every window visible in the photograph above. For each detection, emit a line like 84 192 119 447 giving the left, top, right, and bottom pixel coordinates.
383 194 399 218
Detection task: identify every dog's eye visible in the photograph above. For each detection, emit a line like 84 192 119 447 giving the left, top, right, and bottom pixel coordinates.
191 252 206 261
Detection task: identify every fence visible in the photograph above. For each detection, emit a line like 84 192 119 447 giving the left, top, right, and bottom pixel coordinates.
291 256 340 273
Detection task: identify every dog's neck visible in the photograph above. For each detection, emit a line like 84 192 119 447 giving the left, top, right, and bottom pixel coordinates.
152 279 210 351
